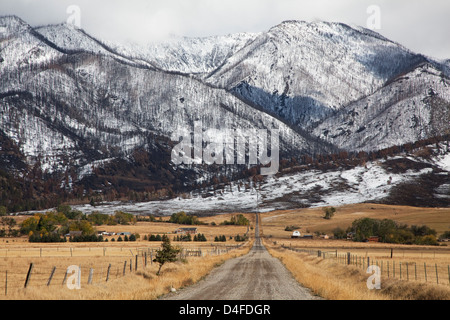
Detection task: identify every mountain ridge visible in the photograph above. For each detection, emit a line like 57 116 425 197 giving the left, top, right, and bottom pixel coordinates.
0 15 449 211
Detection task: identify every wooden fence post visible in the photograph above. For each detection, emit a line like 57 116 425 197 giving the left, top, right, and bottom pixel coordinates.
24 263 34 288
347 252 351 265
415 263 417 281
5 270 7 296
435 264 439 284
123 261 127 276
106 264 111 282
387 261 390 278
135 255 138 271
62 269 68 285
47 266 56 286
447 265 450 285
424 263 427 282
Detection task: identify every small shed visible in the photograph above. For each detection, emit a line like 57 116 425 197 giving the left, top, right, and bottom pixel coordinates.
291 231 301 238
175 228 198 235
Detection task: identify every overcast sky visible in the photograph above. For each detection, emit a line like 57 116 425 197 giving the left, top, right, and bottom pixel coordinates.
1 0 449 60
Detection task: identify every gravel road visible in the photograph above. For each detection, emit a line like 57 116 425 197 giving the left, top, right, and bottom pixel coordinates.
160 214 321 300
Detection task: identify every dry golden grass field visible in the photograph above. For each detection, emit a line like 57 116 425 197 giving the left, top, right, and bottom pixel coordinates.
259 203 450 264
260 203 450 300
1 204 449 300
264 240 450 300
0 212 255 300
0 242 253 300
260 203 450 238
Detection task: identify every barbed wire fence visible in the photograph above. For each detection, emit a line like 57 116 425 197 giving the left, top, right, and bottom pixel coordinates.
0 243 246 296
282 245 450 287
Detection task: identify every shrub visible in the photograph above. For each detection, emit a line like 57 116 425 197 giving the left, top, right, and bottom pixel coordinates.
439 231 450 241
323 207 336 220
169 211 200 225
222 214 249 226
193 233 207 242
234 234 248 242
214 235 226 242
149 234 163 241
70 234 103 242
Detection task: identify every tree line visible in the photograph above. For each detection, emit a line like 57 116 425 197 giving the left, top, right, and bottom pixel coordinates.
333 217 449 245
17 206 136 243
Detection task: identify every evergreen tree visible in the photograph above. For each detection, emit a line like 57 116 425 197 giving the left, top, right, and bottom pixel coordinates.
153 235 181 275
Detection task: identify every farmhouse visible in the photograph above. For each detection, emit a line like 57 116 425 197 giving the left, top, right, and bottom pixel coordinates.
65 231 82 237
175 227 198 235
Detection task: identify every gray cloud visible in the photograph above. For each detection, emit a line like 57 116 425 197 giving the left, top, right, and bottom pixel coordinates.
1 0 449 60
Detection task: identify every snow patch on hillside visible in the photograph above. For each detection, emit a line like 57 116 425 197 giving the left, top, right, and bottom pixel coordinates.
69 150 447 216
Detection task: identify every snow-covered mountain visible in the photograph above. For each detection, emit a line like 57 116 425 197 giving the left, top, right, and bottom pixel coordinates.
204 21 431 128
0 15 449 210
108 33 259 75
0 16 330 199
313 63 450 151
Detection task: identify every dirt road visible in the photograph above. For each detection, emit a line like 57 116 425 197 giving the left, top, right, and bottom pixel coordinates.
160 214 321 300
